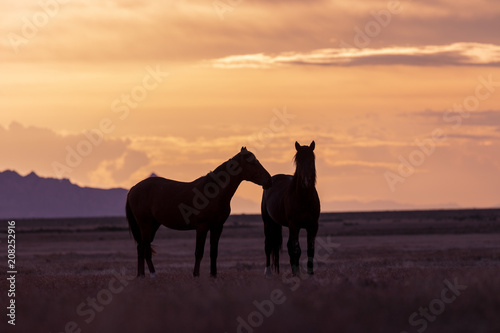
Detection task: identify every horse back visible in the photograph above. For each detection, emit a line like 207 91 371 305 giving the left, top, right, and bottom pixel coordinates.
127 176 207 230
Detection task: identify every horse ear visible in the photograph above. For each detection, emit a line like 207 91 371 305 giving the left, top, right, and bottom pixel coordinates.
241 146 247 152
295 141 300 151
310 141 315 150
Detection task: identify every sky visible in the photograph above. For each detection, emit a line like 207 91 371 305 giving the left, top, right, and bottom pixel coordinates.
1 0 500 212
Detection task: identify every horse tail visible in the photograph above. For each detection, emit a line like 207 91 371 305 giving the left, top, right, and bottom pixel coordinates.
126 199 141 244
263 203 282 273
126 199 157 256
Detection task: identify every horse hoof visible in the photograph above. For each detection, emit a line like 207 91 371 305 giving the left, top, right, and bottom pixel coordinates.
150 273 157 279
308 271 314 276
264 267 272 277
210 274 217 279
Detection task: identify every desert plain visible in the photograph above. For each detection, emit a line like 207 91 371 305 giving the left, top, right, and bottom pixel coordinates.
1 209 500 333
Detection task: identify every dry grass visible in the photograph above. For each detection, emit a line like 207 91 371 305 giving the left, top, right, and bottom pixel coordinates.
2 210 500 333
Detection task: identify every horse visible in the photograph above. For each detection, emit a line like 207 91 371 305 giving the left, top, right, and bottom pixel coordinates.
126 147 272 278
261 141 320 276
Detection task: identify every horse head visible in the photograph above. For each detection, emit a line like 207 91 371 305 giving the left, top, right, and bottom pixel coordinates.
294 141 316 188
237 147 272 189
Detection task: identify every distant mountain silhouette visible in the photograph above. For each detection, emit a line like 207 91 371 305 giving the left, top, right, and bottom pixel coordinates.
228 198 462 214
0 170 270 218
0 170 468 219
229 196 263 215
321 199 461 212
0 170 128 218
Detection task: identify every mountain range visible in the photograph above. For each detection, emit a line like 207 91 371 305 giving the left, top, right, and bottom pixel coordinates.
0 170 128 218
1 170 488 219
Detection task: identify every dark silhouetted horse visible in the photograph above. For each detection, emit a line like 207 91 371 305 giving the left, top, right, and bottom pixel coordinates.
261 141 320 276
126 147 272 278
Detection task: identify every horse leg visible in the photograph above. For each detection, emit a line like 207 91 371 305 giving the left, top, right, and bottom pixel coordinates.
137 243 145 277
264 232 272 277
263 215 272 277
287 227 301 276
209 225 224 277
306 224 318 275
193 228 208 277
144 220 160 278
144 244 156 278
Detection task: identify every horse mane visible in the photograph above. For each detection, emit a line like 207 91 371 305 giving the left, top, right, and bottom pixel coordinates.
209 151 240 176
293 148 316 185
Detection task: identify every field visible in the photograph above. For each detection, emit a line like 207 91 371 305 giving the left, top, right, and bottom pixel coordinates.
2 209 500 333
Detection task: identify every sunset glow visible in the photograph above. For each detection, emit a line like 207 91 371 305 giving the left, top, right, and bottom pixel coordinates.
2 0 500 212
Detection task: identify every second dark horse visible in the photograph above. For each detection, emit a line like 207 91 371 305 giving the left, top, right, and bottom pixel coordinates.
261 141 320 276
126 147 272 278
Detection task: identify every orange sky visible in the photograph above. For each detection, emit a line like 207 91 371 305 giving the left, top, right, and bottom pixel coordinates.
2 0 500 212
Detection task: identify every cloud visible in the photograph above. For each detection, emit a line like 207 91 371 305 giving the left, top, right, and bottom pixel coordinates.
2 0 498 64
446 133 499 141
461 110 500 127
3 119 499 209
209 43 500 68
0 122 149 188
323 159 396 173
415 110 500 131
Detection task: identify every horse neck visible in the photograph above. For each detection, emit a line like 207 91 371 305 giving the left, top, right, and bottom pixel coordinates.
209 158 243 201
291 170 316 193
